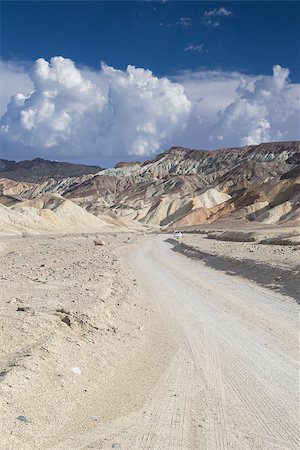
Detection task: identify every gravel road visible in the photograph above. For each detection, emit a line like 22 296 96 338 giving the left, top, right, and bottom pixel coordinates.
52 235 299 450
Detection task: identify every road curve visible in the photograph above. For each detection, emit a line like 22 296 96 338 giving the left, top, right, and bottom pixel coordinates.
52 235 299 450
122 235 299 450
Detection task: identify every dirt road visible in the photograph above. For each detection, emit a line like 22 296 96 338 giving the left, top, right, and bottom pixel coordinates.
52 235 298 450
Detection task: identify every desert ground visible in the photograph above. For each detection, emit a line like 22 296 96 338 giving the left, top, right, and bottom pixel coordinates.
0 230 299 449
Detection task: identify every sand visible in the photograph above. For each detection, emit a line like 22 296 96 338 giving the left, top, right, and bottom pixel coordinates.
0 233 175 449
173 231 300 301
1 232 299 449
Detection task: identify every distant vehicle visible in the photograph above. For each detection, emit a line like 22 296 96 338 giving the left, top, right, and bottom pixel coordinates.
173 230 183 238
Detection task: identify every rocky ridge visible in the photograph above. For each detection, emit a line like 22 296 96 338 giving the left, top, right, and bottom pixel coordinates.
0 158 103 183
0 141 299 234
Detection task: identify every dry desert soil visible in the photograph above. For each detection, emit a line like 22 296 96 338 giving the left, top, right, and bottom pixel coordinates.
0 232 299 449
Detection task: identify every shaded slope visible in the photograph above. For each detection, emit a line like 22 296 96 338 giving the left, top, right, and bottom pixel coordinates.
0 158 103 183
1 141 299 230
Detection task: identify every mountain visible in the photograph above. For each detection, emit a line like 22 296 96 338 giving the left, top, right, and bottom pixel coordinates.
0 158 103 183
0 141 299 234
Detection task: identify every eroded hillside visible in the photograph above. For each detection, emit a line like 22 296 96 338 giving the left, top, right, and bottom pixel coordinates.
0 141 299 234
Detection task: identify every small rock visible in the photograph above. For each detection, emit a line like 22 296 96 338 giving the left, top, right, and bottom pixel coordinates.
57 307 70 315
91 416 101 421
16 306 33 312
94 240 105 246
112 444 121 449
71 367 81 375
61 315 71 326
17 415 30 424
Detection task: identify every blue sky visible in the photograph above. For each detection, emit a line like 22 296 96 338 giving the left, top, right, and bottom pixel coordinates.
1 1 299 81
0 1 299 166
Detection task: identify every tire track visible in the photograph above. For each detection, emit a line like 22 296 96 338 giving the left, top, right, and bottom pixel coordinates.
136 347 194 450
52 236 299 449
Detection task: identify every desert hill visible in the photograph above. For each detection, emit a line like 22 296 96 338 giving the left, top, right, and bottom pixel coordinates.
0 157 103 183
0 141 299 235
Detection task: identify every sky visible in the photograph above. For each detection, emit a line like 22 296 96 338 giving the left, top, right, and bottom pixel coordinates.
0 1 299 166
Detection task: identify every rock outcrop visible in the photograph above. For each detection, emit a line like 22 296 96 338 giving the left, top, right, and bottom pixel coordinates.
0 141 299 233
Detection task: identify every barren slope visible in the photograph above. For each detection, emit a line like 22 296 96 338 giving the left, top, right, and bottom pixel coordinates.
1 142 299 232
51 236 298 449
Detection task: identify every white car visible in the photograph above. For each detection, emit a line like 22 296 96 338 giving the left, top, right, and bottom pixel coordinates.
173 231 183 238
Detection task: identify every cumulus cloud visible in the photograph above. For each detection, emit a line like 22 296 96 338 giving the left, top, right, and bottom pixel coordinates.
203 7 234 27
170 70 250 148
1 56 191 159
0 60 33 116
1 58 299 162
210 65 300 146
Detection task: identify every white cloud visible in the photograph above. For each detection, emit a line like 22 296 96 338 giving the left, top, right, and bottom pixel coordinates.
184 44 206 53
204 7 234 18
1 58 299 162
0 56 191 160
210 65 300 146
170 70 245 148
179 17 191 28
203 7 234 27
159 16 191 28
241 119 271 146
0 61 33 116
